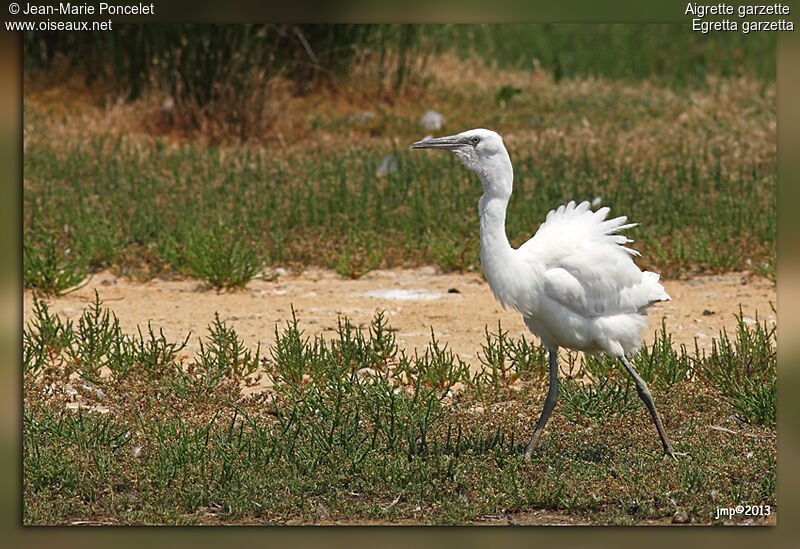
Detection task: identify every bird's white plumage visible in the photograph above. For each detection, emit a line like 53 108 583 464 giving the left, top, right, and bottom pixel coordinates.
411 128 669 358
520 200 669 355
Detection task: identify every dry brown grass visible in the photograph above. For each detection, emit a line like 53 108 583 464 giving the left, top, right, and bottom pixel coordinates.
25 51 775 181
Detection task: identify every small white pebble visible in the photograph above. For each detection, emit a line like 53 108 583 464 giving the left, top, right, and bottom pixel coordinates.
421 110 445 131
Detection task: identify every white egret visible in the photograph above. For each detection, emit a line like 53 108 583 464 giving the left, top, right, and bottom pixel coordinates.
411 128 680 459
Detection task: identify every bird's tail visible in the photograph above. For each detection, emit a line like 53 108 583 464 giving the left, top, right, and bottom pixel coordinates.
638 271 671 311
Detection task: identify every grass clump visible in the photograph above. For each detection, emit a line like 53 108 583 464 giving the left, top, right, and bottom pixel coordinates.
23 294 75 376
23 298 776 525
23 226 90 296
699 308 776 426
187 313 261 394
174 220 264 289
328 229 384 279
560 375 638 422
394 330 470 393
634 320 694 389
473 322 548 397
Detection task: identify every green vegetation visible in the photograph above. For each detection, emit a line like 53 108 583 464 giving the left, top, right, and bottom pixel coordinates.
441 24 776 84
699 307 777 427
23 296 776 525
23 126 775 292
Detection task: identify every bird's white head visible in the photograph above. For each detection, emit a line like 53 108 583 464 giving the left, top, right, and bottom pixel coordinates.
410 128 513 199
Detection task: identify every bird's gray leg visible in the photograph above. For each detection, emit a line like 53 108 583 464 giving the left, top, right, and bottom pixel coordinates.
619 356 683 459
524 348 559 458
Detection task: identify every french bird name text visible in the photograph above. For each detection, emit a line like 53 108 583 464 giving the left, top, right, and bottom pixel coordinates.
685 3 790 18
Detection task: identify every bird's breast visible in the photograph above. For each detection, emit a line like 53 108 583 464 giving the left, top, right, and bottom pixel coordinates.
480 247 543 316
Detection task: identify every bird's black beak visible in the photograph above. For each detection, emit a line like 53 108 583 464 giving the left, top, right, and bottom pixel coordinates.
410 134 467 151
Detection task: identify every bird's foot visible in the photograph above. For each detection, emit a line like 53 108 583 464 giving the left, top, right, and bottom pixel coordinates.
523 433 543 460
663 448 689 461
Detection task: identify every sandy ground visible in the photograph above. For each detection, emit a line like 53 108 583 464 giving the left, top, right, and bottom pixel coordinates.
23 267 776 382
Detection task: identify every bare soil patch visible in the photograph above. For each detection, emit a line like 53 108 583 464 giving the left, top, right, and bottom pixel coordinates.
24 268 776 385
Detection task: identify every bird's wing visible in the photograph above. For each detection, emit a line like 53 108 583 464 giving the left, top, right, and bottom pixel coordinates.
521 201 668 317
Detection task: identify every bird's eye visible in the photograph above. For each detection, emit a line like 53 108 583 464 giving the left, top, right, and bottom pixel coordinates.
470 136 480 145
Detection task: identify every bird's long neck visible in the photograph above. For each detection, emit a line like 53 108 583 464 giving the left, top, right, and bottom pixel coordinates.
477 152 514 257
477 160 520 309
479 193 512 257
